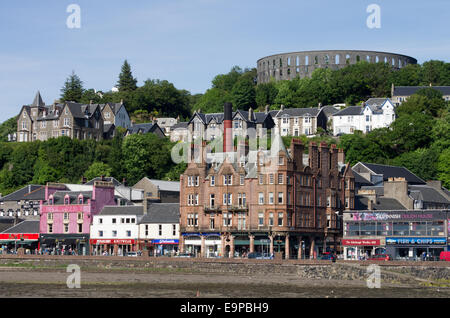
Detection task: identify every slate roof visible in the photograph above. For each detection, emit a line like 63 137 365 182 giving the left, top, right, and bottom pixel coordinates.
0 185 45 202
276 107 321 118
139 203 180 224
143 178 180 192
320 105 340 117
190 110 271 125
408 185 450 204
171 122 188 129
99 205 144 216
333 106 363 116
359 162 426 185
365 98 392 107
393 86 450 96
31 91 45 107
0 219 19 233
1 220 40 234
355 196 406 210
127 123 159 134
51 191 92 204
352 171 373 187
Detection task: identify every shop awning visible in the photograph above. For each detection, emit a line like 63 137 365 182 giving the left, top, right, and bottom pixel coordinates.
0 240 37 244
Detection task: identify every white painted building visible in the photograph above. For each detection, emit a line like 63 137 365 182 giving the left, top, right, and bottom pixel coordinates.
332 98 396 136
90 205 144 256
137 203 180 256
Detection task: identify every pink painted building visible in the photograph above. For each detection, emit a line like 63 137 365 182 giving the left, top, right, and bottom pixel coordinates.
39 181 116 255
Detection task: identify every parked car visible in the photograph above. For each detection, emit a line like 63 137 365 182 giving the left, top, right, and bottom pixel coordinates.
247 252 273 260
320 252 336 262
368 254 391 261
126 252 138 257
175 253 193 258
439 251 450 261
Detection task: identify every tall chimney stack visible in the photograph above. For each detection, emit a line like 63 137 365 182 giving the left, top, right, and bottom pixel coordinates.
223 102 233 153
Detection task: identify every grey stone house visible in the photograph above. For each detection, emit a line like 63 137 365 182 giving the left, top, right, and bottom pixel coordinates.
189 108 275 142
125 123 166 138
0 185 45 221
270 105 329 136
17 91 105 142
391 84 450 105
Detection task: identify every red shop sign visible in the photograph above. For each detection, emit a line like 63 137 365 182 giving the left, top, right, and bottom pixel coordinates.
90 239 135 245
0 233 39 241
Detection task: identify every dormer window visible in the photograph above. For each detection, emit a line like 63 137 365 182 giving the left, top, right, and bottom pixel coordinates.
78 195 84 204
49 195 54 205
64 195 70 205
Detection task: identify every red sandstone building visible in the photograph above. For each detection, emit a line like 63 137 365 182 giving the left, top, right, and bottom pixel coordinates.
179 103 355 259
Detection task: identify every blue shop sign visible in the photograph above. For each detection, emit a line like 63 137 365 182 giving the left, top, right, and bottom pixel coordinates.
151 239 179 244
386 237 447 245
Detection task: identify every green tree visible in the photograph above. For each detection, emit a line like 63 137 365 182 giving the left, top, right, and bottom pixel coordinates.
80 89 103 104
255 82 278 108
0 117 18 142
390 147 439 181
231 76 256 110
194 88 230 113
437 148 450 188
61 71 84 102
84 162 113 181
117 60 138 92
420 60 450 86
390 112 434 153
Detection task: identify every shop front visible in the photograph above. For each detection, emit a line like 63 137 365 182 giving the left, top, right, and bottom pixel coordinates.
234 235 250 258
151 239 179 256
386 237 447 261
183 234 202 257
254 237 272 255
0 233 39 254
90 239 137 256
204 235 221 258
342 239 385 260
40 234 89 255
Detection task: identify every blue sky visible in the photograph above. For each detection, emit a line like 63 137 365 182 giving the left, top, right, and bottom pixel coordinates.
0 0 449 123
